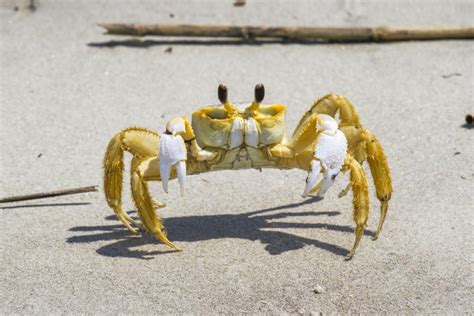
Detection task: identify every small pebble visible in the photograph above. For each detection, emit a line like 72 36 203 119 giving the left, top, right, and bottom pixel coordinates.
233 0 246 7
313 285 325 294
466 113 473 125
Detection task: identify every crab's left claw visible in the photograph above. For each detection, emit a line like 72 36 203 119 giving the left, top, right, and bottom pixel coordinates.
159 117 188 195
302 114 348 198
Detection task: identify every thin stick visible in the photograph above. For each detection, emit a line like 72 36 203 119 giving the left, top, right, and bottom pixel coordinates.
98 23 474 42
0 186 98 203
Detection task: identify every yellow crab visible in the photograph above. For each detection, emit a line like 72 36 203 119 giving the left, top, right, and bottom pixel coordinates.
103 84 392 259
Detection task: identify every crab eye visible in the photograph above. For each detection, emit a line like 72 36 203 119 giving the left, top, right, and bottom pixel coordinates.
218 84 228 104
255 83 265 103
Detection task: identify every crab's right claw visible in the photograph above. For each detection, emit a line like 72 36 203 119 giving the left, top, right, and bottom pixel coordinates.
159 118 188 195
302 159 322 197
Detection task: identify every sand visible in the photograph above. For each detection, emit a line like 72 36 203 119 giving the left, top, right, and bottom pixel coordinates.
1 0 473 314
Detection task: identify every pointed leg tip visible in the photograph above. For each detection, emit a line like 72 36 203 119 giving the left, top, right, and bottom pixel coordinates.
167 243 182 251
345 252 354 261
372 232 380 241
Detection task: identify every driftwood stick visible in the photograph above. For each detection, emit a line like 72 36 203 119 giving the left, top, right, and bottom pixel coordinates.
0 186 98 203
98 23 474 42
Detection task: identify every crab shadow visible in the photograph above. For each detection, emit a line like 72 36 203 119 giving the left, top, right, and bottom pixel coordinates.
67 197 374 259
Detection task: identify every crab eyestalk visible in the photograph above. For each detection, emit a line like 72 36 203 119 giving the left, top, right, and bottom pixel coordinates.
219 83 238 114
218 83 228 104
255 83 265 103
246 83 265 116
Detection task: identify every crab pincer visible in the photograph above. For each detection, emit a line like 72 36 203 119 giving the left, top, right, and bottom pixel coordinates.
159 117 188 196
302 114 347 198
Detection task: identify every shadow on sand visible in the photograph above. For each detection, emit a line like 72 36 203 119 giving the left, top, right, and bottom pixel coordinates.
67 197 374 260
67 198 373 259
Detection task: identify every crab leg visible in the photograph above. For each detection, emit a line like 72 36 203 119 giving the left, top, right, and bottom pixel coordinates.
104 127 161 233
132 157 181 250
365 131 392 240
343 154 370 259
338 183 352 198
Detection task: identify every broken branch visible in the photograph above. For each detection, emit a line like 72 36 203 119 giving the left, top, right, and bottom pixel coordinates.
98 23 474 42
0 186 98 203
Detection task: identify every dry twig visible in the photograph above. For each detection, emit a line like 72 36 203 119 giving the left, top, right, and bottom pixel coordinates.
98 23 474 42
0 186 98 203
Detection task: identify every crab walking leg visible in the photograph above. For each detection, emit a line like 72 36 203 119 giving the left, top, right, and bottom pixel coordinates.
344 154 370 259
338 183 352 198
365 131 393 240
104 128 160 233
338 125 368 198
103 134 138 233
131 158 180 250
293 94 363 144
151 198 166 209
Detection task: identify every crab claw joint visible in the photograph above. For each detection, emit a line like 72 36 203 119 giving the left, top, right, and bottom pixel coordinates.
159 118 188 195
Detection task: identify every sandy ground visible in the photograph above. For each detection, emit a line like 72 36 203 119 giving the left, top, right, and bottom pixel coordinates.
1 0 473 314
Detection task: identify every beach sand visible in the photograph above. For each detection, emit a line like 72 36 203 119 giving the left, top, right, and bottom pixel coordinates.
1 1 473 313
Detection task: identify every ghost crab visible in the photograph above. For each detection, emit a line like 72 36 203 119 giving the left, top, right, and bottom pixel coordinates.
103 84 392 259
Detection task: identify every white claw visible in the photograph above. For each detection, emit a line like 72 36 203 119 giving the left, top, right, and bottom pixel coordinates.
302 116 348 198
302 159 322 197
176 160 186 196
160 157 172 194
159 132 187 194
